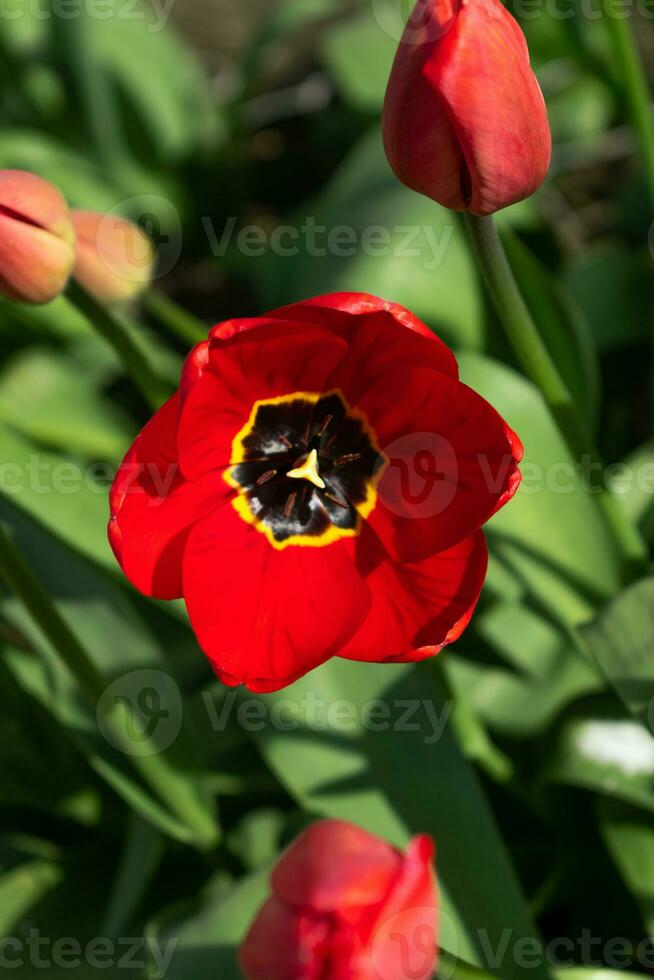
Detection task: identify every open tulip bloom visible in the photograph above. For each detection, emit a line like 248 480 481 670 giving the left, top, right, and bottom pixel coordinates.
382 0 551 215
109 292 522 692
239 819 438 980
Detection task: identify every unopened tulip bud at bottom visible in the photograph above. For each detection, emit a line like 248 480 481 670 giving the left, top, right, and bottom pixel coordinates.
71 210 156 304
0 170 75 304
382 0 551 216
239 820 438 980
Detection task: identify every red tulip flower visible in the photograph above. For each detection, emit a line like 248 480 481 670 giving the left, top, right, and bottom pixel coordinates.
0 170 75 304
109 293 521 692
382 0 551 216
71 210 155 304
239 820 438 980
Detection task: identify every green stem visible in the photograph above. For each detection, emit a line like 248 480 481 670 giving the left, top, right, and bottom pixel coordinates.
67 279 170 411
604 10 654 210
143 290 208 346
0 522 217 850
464 213 647 578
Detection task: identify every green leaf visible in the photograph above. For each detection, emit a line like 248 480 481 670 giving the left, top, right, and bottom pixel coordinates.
548 703 654 814
0 130 124 211
0 350 132 460
458 352 623 625
87 0 216 163
0 424 113 570
257 128 485 350
599 798 654 935
0 495 218 848
447 603 602 736
149 869 268 980
564 247 647 351
616 441 654 542
246 659 548 980
580 577 654 727
321 4 397 111
0 859 63 934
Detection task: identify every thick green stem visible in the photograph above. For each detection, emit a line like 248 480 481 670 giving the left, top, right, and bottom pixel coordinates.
464 214 647 578
67 279 170 411
143 290 208 346
0 523 217 850
604 10 654 210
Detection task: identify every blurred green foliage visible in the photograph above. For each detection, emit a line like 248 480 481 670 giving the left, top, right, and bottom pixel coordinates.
0 0 653 977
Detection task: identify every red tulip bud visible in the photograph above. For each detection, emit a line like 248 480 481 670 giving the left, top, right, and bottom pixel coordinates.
0 170 75 304
239 820 438 980
382 0 551 216
71 210 156 304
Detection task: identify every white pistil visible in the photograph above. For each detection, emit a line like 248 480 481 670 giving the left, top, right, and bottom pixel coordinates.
286 448 326 490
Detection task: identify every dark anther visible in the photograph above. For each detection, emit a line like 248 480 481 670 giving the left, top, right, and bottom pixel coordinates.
256 469 277 486
283 492 297 518
335 453 362 465
279 434 293 449
316 415 333 437
324 491 349 509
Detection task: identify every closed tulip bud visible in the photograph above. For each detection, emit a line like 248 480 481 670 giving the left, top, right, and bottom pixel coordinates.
71 210 156 304
0 170 75 304
382 0 551 216
239 820 438 980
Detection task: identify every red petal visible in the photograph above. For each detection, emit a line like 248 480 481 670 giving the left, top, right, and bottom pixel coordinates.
177 321 347 482
108 395 225 599
182 508 371 692
341 529 488 662
360 835 438 980
272 820 402 912
359 367 521 561
239 897 331 980
325 310 458 405
267 292 458 380
383 0 551 215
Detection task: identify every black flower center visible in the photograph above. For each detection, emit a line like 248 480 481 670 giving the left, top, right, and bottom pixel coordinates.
225 390 384 548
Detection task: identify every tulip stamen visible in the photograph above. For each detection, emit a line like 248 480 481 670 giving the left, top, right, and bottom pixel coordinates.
316 414 333 437
324 491 349 509
283 491 297 518
335 453 362 465
256 469 277 486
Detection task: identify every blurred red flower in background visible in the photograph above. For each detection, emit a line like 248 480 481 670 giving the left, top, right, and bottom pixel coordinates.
239 819 438 980
382 0 551 215
0 169 75 304
71 210 155 305
109 293 522 692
